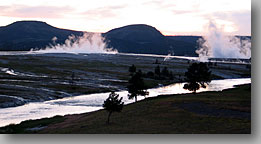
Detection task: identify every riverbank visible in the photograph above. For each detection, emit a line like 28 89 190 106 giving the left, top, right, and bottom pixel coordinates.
0 84 251 134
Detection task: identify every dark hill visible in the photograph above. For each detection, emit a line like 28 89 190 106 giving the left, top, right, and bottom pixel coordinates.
0 21 83 51
104 24 199 56
103 24 171 55
165 36 202 56
0 21 201 55
105 24 164 43
0 21 251 56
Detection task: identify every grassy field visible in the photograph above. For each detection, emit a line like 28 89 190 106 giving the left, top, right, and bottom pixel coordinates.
0 84 251 134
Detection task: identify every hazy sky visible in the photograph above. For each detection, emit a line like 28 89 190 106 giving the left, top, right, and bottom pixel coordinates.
0 0 251 35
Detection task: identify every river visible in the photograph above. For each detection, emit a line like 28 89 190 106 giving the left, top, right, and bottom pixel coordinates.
0 78 250 127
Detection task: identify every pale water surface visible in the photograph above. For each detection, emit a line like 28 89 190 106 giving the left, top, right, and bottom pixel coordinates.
0 78 250 127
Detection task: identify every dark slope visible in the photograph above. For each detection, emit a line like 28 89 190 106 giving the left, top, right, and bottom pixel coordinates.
0 21 83 51
166 36 202 56
103 24 171 55
105 24 164 43
104 24 200 56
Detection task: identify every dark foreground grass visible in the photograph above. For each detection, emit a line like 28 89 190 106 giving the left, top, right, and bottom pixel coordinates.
0 84 251 134
0 116 65 134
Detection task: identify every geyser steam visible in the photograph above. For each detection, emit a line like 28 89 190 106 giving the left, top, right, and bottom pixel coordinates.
31 33 117 54
196 21 251 61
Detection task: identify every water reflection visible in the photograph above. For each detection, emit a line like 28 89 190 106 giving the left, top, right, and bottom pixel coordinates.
0 78 250 127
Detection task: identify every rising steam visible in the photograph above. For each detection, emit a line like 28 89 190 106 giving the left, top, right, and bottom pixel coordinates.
196 21 251 61
163 53 172 61
30 33 117 54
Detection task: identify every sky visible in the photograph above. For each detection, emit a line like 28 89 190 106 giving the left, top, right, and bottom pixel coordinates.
0 0 251 36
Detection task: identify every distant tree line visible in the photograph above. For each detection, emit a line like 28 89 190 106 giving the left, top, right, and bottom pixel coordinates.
129 64 174 81
102 61 212 124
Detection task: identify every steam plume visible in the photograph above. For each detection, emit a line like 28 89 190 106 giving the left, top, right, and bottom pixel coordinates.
196 20 251 61
30 33 117 54
163 53 172 61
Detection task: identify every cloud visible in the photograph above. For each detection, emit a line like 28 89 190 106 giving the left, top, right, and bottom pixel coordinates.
142 0 176 9
172 10 196 15
143 0 202 16
212 11 251 35
81 5 127 20
0 5 74 19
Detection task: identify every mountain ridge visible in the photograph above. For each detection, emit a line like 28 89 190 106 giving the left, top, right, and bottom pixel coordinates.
0 21 251 56
0 21 83 51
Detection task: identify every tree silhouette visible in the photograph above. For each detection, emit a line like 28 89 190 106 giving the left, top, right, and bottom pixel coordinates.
183 62 211 94
69 72 76 89
127 72 149 102
161 66 169 77
146 71 154 77
103 92 124 124
129 64 136 75
154 65 161 77
154 59 160 64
